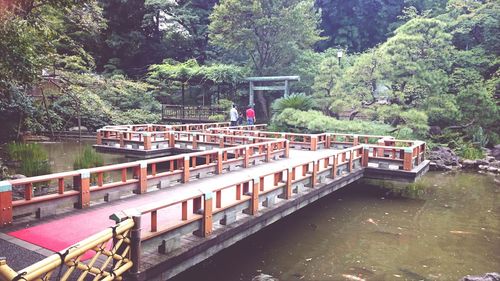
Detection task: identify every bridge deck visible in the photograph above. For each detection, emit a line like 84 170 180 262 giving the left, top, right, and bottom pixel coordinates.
1 149 334 268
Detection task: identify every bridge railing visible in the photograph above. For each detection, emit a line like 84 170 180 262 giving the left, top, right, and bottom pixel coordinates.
110 145 366 255
0 218 136 281
0 137 289 226
362 140 426 171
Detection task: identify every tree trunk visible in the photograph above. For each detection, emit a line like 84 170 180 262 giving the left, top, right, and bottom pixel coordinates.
256 90 268 120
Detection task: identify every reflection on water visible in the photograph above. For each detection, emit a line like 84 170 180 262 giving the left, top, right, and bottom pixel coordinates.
37 140 130 173
171 172 500 281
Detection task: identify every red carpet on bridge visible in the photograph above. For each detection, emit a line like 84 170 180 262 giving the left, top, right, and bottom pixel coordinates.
7 194 170 259
8 210 115 260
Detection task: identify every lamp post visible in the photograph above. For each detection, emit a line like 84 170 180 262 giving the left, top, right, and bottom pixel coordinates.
337 50 343 67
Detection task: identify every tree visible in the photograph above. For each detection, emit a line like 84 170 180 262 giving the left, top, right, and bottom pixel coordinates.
316 0 406 52
208 0 323 119
379 17 453 109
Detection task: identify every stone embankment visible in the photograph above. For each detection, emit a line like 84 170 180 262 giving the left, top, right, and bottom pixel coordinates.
429 145 500 174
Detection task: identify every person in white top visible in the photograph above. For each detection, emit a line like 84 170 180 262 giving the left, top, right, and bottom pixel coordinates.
230 104 238 126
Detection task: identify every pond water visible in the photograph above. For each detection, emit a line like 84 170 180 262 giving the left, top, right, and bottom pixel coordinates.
27 142 500 280
170 171 500 281
36 140 130 173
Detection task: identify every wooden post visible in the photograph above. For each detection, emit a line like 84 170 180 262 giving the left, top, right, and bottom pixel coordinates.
192 133 198 149
182 156 190 183
96 129 102 145
136 161 148 194
362 147 369 167
203 192 213 237
216 190 222 208
311 161 317 188
250 178 259 215
77 169 90 209
332 155 338 178
25 183 32 200
216 151 223 174
266 143 272 162
349 150 354 172
143 132 152 150
151 211 157 232
285 168 292 199
0 181 13 227
244 146 250 168
58 178 65 194
236 184 242 200
353 135 359 146
325 135 331 149
169 132 175 148
243 181 249 194
403 148 413 171
284 140 290 158
193 197 202 214
219 134 225 148
377 139 385 157
130 215 142 276
311 136 318 151
119 133 124 148
182 201 188 220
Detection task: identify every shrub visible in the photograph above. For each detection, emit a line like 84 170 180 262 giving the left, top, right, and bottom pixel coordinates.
271 108 396 136
6 143 51 177
457 142 484 160
271 93 314 115
73 146 104 170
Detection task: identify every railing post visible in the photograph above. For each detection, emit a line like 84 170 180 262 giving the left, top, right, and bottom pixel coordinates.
284 140 290 158
285 168 292 199
266 143 272 162
77 169 90 209
182 156 190 183
0 181 13 227
362 146 369 167
331 155 338 178
311 136 318 151
136 161 148 194
192 133 198 149
325 135 331 148
250 178 259 215
169 132 176 148
403 147 413 171
348 149 354 172
377 139 385 157
96 129 102 145
311 161 317 187
203 191 213 237
119 133 125 148
244 146 250 168
130 214 142 277
143 132 151 150
353 135 359 146
219 134 225 148
216 151 223 174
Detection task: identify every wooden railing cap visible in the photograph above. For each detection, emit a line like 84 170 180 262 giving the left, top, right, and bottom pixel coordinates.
0 181 12 192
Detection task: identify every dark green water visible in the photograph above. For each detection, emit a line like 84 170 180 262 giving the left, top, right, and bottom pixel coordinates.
170 172 499 281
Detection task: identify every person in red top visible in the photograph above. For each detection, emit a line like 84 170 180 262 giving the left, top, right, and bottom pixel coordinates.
246 106 256 125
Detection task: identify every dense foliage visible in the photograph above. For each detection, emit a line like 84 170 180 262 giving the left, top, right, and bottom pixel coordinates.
0 0 498 153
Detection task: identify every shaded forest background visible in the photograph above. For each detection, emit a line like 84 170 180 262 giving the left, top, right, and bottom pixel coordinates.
0 0 498 157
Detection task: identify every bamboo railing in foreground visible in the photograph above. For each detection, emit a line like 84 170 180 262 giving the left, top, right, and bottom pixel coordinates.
0 218 137 281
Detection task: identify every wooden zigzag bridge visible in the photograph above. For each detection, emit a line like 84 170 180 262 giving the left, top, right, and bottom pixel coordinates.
0 122 429 281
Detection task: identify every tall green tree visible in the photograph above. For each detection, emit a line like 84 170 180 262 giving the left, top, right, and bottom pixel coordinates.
208 0 323 118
